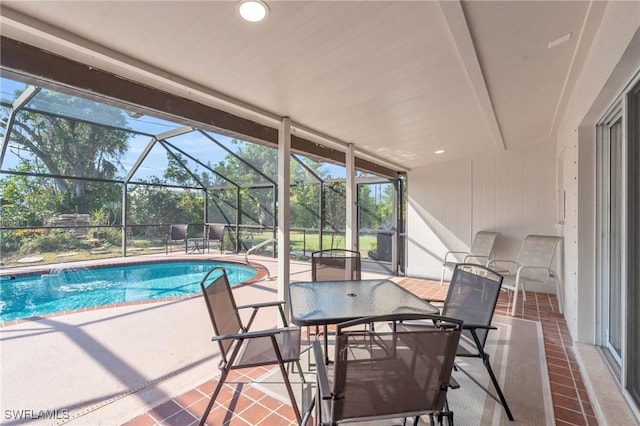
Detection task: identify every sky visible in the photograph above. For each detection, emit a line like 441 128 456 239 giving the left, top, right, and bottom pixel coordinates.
0 76 355 185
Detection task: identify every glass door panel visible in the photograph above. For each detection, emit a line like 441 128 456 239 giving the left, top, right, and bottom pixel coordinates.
607 117 623 360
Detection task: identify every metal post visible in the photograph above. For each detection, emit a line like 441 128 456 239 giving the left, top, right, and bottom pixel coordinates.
319 181 324 251
392 179 399 275
345 144 357 251
278 117 292 324
236 187 241 253
122 183 127 257
273 184 277 258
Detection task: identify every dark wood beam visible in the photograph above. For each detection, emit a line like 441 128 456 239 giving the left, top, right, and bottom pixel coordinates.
0 36 398 179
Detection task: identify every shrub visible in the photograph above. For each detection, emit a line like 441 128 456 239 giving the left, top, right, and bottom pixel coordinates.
20 229 90 254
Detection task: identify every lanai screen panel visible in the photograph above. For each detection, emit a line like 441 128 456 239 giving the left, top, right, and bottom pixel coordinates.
127 184 204 230
0 78 28 103
207 187 237 225
206 133 278 185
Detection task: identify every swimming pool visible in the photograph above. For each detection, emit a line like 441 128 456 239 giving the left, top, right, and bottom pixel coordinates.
0 260 257 322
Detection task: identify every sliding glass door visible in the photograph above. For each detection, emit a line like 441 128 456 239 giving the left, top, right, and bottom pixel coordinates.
596 77 640 414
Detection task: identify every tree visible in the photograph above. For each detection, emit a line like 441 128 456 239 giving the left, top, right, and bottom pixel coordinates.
5 90 130 197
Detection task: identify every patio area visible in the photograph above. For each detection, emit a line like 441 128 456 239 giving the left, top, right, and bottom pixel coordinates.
0 254 596 425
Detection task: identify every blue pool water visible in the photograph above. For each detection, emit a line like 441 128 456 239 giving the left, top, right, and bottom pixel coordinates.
0 261 257 322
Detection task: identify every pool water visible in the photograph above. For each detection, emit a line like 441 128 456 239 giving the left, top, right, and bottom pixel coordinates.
0 261 257 322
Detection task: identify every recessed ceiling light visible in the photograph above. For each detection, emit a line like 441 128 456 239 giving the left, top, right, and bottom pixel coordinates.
238 0 269 23
548 33 572 49
435 150 445 154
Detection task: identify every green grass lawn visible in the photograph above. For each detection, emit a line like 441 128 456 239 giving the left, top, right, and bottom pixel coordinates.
0 232 380 268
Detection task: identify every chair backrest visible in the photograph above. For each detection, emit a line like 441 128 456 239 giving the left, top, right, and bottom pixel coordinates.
200 267 243 362
516 235 562 281
169 224 188 241
470 231 500 258
329 314 462 423
441 264 503 348
311 249 361 281
207 223 226 240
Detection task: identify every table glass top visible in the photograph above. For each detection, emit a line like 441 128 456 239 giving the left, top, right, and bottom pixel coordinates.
288 279 438 326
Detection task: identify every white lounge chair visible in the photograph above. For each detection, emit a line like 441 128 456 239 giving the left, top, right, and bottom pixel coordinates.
440 231 499 285
488 235 563 315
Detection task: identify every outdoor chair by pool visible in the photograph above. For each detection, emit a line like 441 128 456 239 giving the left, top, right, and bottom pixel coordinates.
165 224 188 254
440 231 499 285
199 267 305 425
205 223 226 253
405 263 514 421
303 313 462 426
487 234 563 315
310 248 362 358
311 249 362 281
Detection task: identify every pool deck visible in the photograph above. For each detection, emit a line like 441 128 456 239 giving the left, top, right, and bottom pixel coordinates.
0 253 397 425
0 253 598 425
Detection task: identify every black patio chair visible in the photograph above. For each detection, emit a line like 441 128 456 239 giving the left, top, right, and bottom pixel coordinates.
165 224 188 254
199 267 305 425
404 263 514 421
205 223 226 253
310 248 362 361
311 248 361 281
302 313 463 426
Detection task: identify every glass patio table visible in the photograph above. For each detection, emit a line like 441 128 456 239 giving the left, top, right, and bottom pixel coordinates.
289 279 439 363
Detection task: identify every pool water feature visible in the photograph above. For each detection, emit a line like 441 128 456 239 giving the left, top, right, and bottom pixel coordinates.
0 260 257 322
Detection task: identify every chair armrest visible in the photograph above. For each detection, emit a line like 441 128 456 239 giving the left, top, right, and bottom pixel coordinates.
236 300 285 310
512 265 553 284
462 324 497 331
486 259 518 273
211 327 295 342
463 254 489 263
443 250 469 264
237 301 288 330
516 265 552 276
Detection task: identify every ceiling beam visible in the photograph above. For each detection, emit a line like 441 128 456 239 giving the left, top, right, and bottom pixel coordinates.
439 1 506 152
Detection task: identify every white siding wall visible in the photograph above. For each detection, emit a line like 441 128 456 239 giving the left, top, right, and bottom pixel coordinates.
555 3 639 341
407 141 557 288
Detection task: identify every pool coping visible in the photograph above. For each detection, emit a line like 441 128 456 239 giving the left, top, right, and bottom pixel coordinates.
0 255 267 327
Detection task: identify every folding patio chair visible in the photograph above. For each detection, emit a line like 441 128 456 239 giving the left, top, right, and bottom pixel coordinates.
311 248 361 281
310 248 362 359
410 263 514 421
199 267 306 425
487 234 563 315
440 231 499 285
165 224 188 254
304 313 462 426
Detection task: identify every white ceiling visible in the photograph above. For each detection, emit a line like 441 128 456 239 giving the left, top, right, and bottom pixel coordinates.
0 1 605 172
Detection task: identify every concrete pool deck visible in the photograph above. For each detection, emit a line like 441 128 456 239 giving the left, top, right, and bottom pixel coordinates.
1 253 600 425
0 253 397 425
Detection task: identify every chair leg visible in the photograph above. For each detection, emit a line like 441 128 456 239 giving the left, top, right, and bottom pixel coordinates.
440 267 446 286
295 359 306 384
276 358 303 424
323 325 330 365
510 282 519 316
455 360 514 421
482 356 514 421
199 370 228 426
